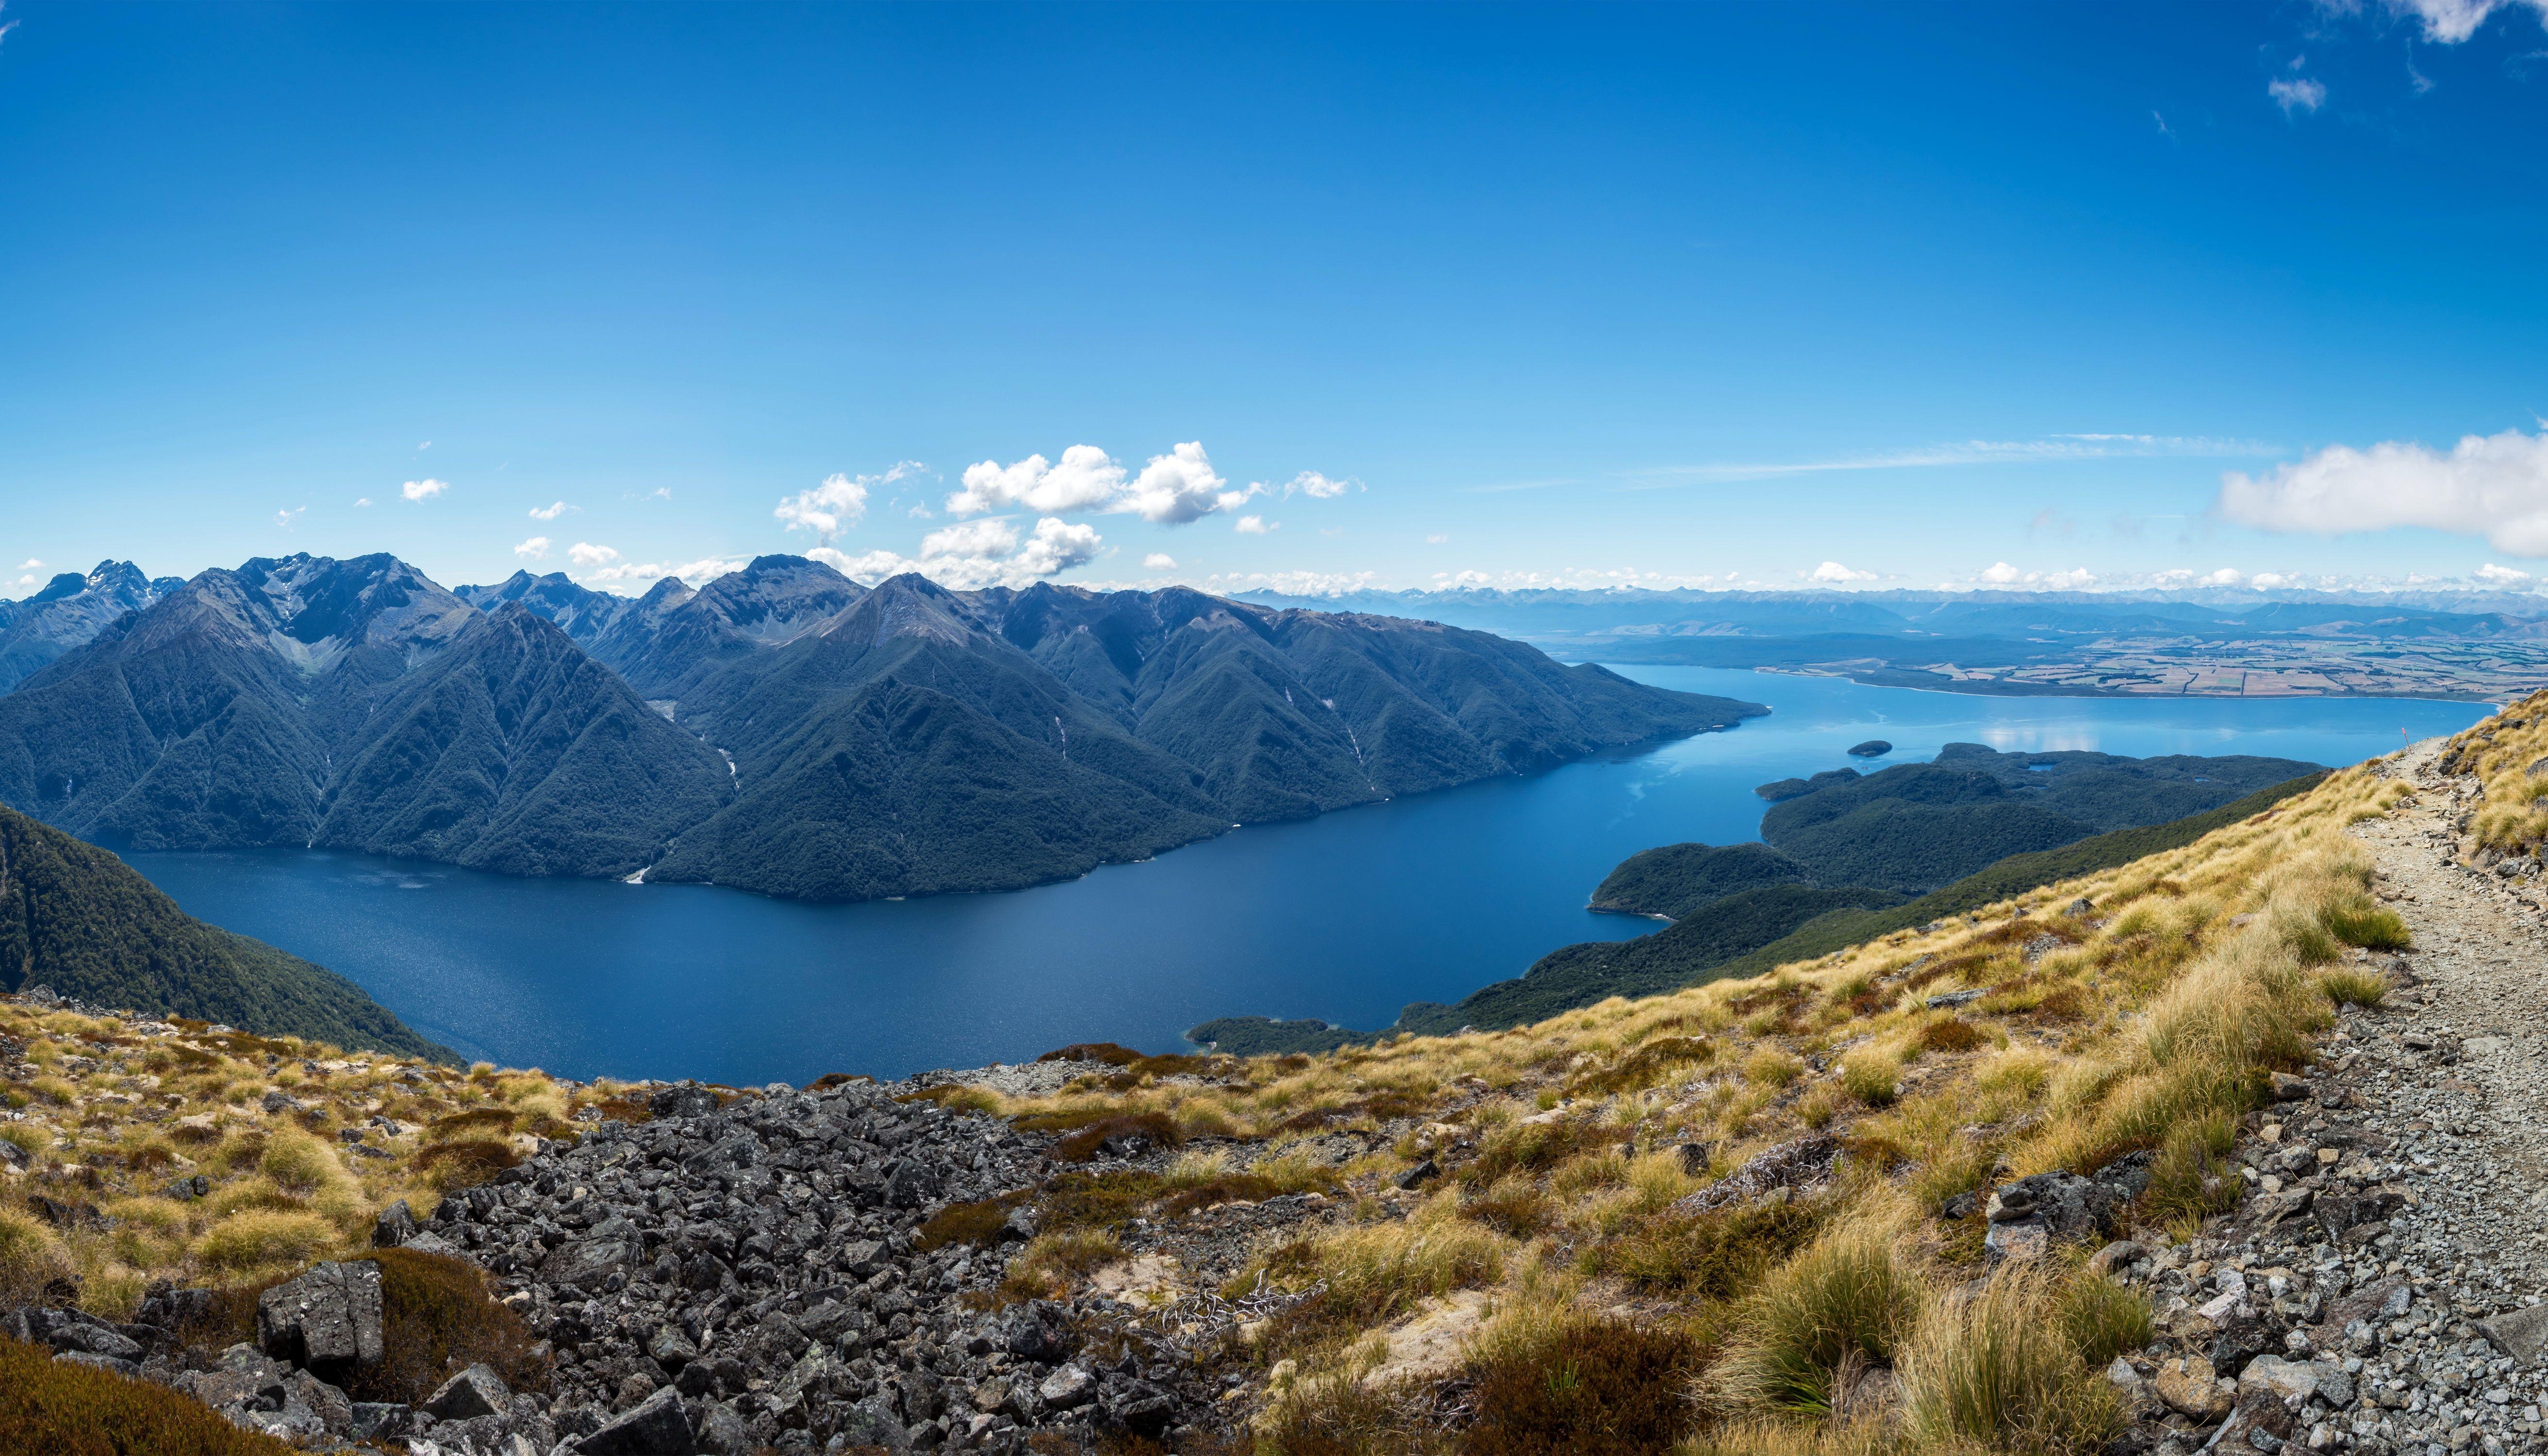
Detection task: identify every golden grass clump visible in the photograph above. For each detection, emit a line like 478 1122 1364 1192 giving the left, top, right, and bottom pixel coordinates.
0 1208 70 1306
1900 1270 2120 1456
1710 1221 1922 1414
191 1210 339 1276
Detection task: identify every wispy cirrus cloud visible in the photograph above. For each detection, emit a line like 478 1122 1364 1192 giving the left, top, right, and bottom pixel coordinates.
1622 434 2281 490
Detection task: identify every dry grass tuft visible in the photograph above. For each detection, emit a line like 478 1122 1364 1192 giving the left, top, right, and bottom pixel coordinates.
1900 1269 2119 1456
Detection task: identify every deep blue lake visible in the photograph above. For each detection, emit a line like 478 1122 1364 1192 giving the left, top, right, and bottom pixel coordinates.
126 669 2489 1084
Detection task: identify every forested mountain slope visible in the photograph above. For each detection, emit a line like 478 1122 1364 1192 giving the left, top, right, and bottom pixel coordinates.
0 802 449 1059
646 575 1762 899
313 605 735 876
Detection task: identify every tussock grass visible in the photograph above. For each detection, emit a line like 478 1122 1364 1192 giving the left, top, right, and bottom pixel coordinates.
191 1210 338 1275
1901 1270 2119 1456
2058 1270 2153 1368
2319 967 2389 1008
1710 1221 1922 1414
1458 1308 1708 1455
0 1208 69 1305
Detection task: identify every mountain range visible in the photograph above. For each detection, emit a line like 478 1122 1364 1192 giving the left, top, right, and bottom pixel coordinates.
0 554 1761 901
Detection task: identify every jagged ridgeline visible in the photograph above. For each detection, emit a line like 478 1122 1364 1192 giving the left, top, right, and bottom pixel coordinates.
0 802 451 1060
1193 747 2326 1052
0 553 1763 902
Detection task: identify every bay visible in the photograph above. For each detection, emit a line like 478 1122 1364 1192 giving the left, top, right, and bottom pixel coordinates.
125 668 2487 1084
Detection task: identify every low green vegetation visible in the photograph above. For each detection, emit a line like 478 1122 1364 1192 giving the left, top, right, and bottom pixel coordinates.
1590 841 1813 919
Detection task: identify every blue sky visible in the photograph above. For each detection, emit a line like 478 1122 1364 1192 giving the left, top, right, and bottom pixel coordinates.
6 0 2548 599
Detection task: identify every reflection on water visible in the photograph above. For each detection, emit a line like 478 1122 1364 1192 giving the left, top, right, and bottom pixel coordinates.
125 668 2488 1085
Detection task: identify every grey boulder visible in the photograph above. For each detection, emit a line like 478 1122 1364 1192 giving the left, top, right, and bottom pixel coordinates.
575 1386 696 1454
254 1260 384 1380
423 1361 513 1421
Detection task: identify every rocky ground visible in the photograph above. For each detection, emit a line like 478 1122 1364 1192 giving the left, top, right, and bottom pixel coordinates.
2090 738 2548 1456
147 1075 1284 1454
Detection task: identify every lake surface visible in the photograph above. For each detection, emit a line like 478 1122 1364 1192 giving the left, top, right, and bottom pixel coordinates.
127 669 2488 1084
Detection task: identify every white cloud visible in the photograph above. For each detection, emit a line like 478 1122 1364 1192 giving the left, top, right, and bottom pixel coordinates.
1011 518 1103 578
1808 561 1876 583
921 518 1020 561
1205 569 1388 596
576 555 750 592
950 446 1126 517
1424 533 1450 545
275 507 304 529
2250 571 2291 589
568 542 620 567
2203 567 2244 586
2385 0 2548 43
1233 515 1275 535
2480 562 2533 582
948 441 1278 525
1124 442 1253 524
1143 553 1177 571
515 537 550 561
401 478 450 502
1962 561 2098 590
812 515 1102 590
529 500 575 521
417 440 431 451
1283 471 1357 499
354 497 373 508
15 559 40 571
0 4 17 50
2218 427 2548 554
776 463 921 541
2268 76 2326 115
776 474 868 539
